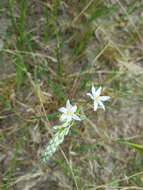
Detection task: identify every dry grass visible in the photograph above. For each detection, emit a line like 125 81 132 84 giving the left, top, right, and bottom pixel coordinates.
0 0 143 189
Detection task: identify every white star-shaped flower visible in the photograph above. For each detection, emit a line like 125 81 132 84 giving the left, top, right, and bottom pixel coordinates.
87 86 110 111
59 99 81 123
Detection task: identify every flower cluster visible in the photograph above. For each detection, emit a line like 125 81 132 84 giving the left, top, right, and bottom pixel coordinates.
42 85 110 162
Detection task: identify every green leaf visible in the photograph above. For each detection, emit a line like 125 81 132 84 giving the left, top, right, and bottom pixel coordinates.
15 55 26 89
85 7 118 24
118 141 143 152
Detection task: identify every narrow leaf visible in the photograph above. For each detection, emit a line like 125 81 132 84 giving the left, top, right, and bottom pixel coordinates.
118 141 143 152
85 8 118 24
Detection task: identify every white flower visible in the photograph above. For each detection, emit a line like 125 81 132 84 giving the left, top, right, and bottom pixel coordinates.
87 86 110 111
58 99 81 123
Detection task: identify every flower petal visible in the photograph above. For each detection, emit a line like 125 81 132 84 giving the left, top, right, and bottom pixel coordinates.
58 107 67 113
94 86 102 97
71 105 77 113
92 85 96 96
93 101 98 111
66 115 72 122
100 96 110 101
72 114 81 121
60 114 67 121
66 99 72 109
98 101 105 110
86 93 94 99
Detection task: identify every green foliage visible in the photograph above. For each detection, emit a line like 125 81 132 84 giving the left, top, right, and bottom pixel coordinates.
85 7 118 24
14 55 26 89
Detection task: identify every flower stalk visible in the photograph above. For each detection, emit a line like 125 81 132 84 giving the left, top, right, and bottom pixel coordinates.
42 86 110 162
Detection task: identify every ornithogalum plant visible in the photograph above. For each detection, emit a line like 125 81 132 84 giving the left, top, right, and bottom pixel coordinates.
86 86 110 111
42 85 110 162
